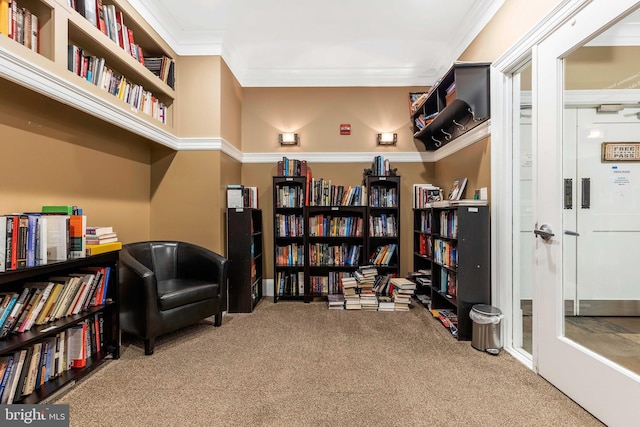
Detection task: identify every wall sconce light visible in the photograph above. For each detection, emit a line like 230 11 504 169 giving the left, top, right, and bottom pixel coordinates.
279 133 299 146
377 132 397 146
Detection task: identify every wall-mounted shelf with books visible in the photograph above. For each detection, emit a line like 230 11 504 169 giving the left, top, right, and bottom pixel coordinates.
411 62 490 151
0 0 178 143
0 251 120 404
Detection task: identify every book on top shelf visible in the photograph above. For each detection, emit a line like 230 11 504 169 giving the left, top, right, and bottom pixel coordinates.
86 226 113 236
448 178 468 201
86 241 122 256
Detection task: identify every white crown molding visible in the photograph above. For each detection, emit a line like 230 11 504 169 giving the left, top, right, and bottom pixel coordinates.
177 137 244 161
240 68 440 88
0 45 179 149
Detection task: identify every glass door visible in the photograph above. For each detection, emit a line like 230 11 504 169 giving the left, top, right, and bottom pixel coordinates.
536 1 640 425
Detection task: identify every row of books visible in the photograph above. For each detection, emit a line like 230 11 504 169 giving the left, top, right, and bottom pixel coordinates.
369 243 396 266
308 215 363 238
414 112 438 133
434 239 457 269
142 55 176 90
274 244 304 266
274 184 305 208
0 315 103 403
439 210 459 238
368 214 396 237
413 184 444 209
0 207 121 272
226 185 258 209
0 266 111 338
275 271 304 297
67 44 168 124
368 187 397 208
309 271 350 296
369 155 395 177
71 0 148 70
308 179 365 207
277 158 308 177
0 1 39 53
308 244 361 267
274 213 304 237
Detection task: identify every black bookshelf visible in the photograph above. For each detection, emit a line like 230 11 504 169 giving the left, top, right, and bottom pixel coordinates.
0 251 120 403
428 205 490 340
273 176 307 302
227 208 263 313
365 175 401 277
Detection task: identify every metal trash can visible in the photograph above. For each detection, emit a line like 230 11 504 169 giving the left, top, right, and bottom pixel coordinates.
470 304 503 355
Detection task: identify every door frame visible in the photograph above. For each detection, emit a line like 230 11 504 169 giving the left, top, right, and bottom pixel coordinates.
491 0 590 369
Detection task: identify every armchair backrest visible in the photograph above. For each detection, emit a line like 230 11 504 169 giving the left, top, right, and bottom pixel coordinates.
124 241 179 282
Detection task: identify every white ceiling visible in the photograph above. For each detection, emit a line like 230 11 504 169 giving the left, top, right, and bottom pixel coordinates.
128 0 505 87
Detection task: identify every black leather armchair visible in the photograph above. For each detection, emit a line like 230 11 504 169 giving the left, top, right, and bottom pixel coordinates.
119 241 229 355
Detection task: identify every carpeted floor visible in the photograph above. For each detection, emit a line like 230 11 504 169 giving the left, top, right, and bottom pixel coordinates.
55 300 603 426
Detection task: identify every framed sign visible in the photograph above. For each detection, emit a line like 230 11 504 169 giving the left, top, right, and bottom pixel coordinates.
602 142 640 162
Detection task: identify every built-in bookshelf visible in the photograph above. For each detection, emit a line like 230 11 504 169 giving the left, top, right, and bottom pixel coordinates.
226 208 263 313
0 0 176 137
273 176 307 302
0 251 120 404
419 205 490 340
365 175 401 277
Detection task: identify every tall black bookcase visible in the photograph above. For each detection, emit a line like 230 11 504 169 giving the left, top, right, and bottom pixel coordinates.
365 175 401 277
273 176 307 302
226 208 263 313
424 205 490 340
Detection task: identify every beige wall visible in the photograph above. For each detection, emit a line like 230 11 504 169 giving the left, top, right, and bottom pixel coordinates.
566 46 640 90
0 78 151 244
459 0 561 62
175 56 222 138
242 87 427 153
150 149 224 252
220 61 243 149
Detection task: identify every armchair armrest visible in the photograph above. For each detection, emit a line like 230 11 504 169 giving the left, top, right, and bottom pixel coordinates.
119 248 162 338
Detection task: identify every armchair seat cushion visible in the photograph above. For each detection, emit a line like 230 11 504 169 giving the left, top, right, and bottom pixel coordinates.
157 279 220 311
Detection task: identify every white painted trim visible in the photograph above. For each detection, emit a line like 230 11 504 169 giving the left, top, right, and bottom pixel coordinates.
263 279 274 297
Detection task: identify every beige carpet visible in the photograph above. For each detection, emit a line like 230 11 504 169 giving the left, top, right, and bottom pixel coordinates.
55 300 603 426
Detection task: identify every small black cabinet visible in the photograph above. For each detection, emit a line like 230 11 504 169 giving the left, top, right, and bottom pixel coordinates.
226 208 263 313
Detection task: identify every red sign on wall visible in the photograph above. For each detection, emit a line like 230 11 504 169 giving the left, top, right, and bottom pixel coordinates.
340 124 351 135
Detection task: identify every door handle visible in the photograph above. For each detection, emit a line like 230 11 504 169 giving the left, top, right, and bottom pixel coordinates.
564 230 580 236
533 224 554 241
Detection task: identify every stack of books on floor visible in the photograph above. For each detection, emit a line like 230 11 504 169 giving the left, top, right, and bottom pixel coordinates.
377 296 395 312
390 277 416 311
327 294 345 310
342 276 361 310
85 226 122 255
354 266 377 289
359 291 378 310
